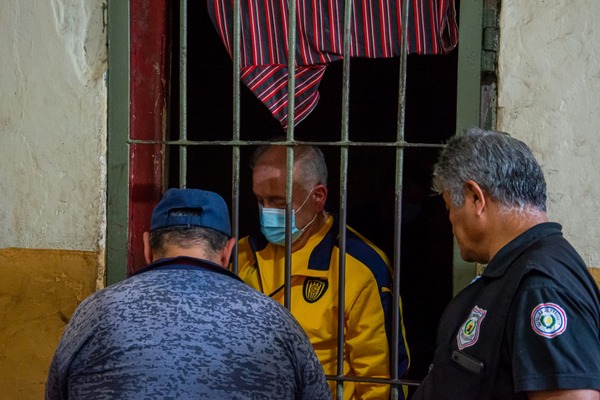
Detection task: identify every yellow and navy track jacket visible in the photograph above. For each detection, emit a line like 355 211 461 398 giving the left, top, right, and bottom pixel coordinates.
237 214 410 400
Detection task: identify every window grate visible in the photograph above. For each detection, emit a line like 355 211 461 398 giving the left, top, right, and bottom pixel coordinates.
106 0 486 397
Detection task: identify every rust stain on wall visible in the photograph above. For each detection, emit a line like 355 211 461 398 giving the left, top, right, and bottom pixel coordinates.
0 248 97 399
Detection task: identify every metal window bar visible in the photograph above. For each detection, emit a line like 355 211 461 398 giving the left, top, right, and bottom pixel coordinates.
390 0 411 397
230 0 242 275
335 0 353 397
282 0 298 311
179 0 188 188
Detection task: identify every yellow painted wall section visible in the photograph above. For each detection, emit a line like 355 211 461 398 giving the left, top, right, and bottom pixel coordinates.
0 248 97 400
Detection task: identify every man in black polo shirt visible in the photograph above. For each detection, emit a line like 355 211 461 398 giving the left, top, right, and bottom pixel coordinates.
412 128 600 400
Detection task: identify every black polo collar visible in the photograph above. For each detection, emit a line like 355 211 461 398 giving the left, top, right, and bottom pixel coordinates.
482 222 563 279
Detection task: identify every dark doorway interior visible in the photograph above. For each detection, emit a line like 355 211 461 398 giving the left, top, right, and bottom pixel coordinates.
167 1 456 385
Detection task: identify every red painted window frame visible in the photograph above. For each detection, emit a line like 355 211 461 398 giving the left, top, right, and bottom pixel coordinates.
128 0 170 274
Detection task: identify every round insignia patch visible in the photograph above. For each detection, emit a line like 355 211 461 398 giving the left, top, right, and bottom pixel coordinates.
531 303 567 338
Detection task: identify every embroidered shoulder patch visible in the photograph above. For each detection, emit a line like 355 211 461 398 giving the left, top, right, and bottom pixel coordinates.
457 306 487 349
531 303 567 338
303 278 328 303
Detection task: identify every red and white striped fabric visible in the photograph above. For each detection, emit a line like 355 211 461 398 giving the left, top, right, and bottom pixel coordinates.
208 0 458 128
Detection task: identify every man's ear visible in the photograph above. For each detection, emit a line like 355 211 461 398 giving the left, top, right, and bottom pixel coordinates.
220 237 237 268
313 184 328 211
464 180 486 216
143 231 152 264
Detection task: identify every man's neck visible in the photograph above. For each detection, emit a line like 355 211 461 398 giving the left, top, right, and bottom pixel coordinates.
155 247 216 264
290 210 330 252
485 208 549 262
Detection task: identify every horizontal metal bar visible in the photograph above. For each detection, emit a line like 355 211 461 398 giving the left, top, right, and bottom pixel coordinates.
128 138 445 148
325 375 421 387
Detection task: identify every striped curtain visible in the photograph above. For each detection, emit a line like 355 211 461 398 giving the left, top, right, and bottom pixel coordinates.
208 0 459 128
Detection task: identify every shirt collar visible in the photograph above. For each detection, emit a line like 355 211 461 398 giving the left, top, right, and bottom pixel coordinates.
481 222 563 279
132 255 243 282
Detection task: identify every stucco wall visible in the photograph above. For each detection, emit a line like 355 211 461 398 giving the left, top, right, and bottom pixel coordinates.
497 0 600 268
0 0 107 251
0 1 106 398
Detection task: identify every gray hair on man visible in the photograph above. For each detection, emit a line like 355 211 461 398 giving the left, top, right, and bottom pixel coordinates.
250 138 329 188
432 127 547 213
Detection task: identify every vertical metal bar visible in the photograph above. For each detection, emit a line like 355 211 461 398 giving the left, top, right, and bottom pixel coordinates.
230 0 242 274
391 0 410 398
336 155 348 400
284 144 294 311
179 0 188 188
335 0 353 397
286 0 297 132
283 0 298 310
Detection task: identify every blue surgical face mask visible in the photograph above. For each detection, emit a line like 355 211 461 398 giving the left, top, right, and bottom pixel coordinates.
259 188 317 246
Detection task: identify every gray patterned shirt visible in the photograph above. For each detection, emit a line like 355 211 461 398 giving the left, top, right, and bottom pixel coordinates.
46 258 331 399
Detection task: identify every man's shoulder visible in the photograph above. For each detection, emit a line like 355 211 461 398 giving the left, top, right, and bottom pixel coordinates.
238 235 251 246
518 233 591 284
344 226 391 268
236 235 260 272
238 234 270 254
83 272 175 305
77 277 133 308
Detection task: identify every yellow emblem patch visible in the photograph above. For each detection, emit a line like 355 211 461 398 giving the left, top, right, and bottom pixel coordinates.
303 278 328 303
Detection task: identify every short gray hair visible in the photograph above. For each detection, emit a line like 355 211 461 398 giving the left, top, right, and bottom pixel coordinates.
432 128 547 212
149 226 229 259
250 139 328 188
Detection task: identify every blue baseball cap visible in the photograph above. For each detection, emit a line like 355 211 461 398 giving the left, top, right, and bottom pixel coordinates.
150 188 232 237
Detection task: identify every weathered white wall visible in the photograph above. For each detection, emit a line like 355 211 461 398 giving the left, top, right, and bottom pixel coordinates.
0 0 107 251
497 0 600 268
0 2 107 397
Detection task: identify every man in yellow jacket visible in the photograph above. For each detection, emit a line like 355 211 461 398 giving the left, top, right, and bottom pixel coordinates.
236 142 410 399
